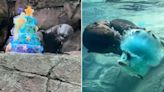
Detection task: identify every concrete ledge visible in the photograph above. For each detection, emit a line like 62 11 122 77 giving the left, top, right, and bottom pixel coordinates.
0 52 81 92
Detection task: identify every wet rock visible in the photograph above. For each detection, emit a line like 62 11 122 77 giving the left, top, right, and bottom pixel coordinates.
83 53 164 92
133 58 164 92
99 66 120 86
82 53 97 80
83 53 141 92
83 80 116 92
83 66 140 92
85 63 103 80
115 68 140 92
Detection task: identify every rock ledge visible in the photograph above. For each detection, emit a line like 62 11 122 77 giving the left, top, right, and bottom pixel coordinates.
0 52 81 92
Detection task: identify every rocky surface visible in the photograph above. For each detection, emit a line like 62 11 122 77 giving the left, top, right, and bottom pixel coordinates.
0 52 81 92
62 30 81 52
83 52 164 92
0 0 10 51
15 0 81 30
15 0 79 10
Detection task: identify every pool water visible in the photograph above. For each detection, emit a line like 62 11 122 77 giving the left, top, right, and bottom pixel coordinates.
82 1 164 92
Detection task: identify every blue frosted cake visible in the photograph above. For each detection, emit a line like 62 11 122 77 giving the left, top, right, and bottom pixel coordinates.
8 6 43 53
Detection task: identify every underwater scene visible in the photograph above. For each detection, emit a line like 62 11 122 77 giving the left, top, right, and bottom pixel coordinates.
82 0 164 92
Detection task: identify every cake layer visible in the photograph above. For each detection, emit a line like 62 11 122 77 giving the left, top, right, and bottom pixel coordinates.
9 35 41 45
10 43 43 53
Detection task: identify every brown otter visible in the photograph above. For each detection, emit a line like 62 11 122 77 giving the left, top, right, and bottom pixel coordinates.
38 24 74 53
109 19 145 35
83 21 122 55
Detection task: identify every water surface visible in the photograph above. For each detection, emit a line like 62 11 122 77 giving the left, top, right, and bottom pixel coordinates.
82 1 164 92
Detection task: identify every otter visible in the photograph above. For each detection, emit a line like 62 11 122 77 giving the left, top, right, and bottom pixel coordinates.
109 19 145 35
38 24 74 53
83 21 122 55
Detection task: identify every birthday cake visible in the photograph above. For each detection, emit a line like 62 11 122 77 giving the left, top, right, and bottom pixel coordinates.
7 6 43 53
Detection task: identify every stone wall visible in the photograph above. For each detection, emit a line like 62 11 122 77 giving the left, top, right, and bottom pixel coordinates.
14 0 81 29
0 53 81 92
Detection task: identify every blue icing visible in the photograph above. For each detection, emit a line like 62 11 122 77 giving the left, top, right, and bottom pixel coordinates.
25 16 37 25
9 14 43 53
119 29 163 77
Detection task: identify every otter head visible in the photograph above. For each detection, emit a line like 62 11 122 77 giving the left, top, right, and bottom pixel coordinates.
56 24 74 42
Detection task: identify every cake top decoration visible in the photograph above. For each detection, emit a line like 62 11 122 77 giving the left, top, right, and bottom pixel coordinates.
25 6 34 16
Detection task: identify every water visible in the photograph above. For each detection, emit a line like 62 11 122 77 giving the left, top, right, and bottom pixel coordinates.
82 1 164 92
83 1 164 37
83 0 106 3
